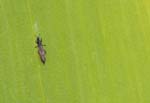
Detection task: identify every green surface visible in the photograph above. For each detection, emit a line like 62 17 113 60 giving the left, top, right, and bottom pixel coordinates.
0 0 150 103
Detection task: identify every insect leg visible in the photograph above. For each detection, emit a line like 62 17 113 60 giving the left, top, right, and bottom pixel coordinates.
44 50 47 54
42 44 46 46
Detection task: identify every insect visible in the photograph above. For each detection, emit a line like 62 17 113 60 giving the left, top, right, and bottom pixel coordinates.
36 36 46 64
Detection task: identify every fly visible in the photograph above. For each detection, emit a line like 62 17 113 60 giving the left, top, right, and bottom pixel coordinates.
36 36 46 64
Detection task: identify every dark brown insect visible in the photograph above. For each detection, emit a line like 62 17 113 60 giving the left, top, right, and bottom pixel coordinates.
36 36 46 64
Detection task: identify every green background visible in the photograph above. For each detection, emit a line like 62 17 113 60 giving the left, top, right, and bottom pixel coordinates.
0 0 150 103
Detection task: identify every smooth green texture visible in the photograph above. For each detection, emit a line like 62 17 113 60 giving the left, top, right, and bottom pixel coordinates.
0 0 150 103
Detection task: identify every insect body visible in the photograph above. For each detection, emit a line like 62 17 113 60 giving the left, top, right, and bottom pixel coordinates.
36 36 46 64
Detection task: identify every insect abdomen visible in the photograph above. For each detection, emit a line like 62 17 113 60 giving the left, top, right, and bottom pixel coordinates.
38 49 46 64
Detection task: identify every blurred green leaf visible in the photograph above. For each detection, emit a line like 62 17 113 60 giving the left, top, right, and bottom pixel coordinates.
0 0 150 103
